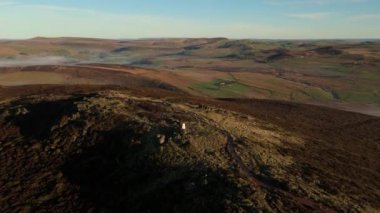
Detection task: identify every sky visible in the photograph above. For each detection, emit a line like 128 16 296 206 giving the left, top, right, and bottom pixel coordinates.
0 0 380 39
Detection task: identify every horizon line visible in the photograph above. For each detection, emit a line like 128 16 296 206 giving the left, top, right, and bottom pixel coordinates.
1 36 380 41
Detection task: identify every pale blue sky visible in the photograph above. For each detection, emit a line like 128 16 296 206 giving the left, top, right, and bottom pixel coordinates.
0 0 379 39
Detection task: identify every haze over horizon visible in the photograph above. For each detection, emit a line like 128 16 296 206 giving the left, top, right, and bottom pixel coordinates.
1 0 380 39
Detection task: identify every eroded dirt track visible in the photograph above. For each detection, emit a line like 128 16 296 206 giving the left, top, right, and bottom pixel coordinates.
184 104 338 212
225 135 336 213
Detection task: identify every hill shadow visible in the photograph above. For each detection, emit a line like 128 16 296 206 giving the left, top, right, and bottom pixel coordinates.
62 127 241 212
10 98 81 140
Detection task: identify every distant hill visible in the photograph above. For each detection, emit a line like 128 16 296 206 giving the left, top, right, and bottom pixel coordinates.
0 38 379 112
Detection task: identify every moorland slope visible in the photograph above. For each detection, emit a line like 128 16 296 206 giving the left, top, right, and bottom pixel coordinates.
0 85 379 212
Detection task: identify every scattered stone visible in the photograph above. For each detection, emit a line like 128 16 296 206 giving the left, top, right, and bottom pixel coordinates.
168 137 173 143
202 174 208 186
15 107 29 116
82 129 88 137
71 112 81 120
157 134 166 145
58 116 70 128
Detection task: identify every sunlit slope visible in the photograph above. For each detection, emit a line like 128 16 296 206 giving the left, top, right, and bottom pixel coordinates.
1 88 379 212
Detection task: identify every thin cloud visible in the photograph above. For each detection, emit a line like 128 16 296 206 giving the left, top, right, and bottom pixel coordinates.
349 14 380 21
26 5 97 13
0 4 324 39
268 0 366 5
0 1 18 6
288 12 333 20
0 2 378 39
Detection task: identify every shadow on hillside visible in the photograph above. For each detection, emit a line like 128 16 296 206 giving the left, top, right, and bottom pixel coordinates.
11 98 81 140
62 127 241 212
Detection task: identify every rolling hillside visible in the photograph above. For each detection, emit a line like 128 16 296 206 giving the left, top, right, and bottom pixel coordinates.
0 85 379 212
0 38 379 115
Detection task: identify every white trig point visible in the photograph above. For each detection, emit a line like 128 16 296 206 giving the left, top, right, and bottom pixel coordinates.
181 123 186 133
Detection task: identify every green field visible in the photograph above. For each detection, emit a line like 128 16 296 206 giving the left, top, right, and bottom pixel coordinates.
191 78 251 98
